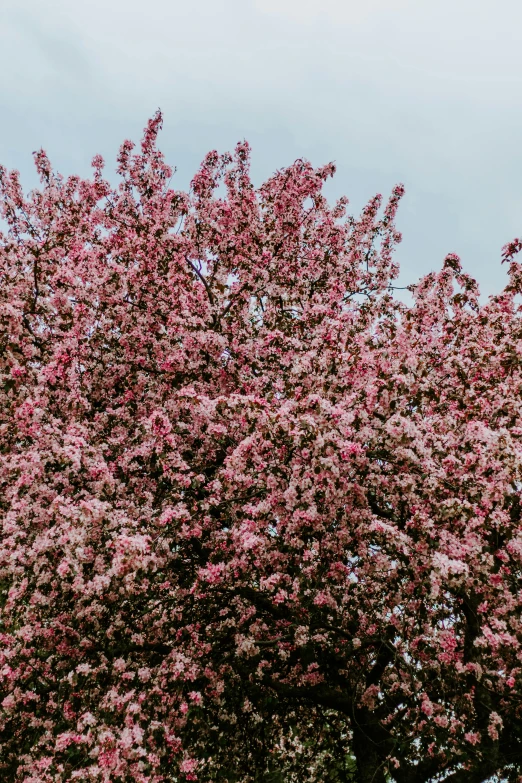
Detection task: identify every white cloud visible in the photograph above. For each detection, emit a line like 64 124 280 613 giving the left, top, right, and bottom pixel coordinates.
254 0 414 24
1 0 522 296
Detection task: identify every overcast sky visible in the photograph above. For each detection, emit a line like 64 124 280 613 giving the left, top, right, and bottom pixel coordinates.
1 0 521 297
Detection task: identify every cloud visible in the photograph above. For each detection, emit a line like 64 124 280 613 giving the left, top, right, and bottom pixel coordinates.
1 0 522 297
254 0 414 24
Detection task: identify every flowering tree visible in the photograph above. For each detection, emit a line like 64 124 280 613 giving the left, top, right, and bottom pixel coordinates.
2 114 522 783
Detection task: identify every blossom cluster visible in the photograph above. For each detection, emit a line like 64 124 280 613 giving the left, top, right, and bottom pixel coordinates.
1 114 522 782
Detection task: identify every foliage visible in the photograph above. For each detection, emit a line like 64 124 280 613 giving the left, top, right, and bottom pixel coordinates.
1 113 522 782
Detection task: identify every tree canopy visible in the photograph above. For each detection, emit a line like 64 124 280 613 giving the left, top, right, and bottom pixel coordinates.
2 114 522 782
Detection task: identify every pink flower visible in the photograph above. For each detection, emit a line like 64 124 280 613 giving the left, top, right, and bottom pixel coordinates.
180 757 198 773
57 560 71 577
3 112 522 783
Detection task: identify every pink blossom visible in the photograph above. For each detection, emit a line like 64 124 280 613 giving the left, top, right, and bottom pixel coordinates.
2 114 522 783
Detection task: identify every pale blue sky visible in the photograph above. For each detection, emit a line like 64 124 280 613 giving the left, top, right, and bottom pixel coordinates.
2 0 522 297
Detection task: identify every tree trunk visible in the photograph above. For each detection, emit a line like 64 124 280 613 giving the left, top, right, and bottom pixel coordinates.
352 726 388 783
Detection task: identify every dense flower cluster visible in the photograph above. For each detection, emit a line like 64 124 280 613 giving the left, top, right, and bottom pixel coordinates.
2 113 522 782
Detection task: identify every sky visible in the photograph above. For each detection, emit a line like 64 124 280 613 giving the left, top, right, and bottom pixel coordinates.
1 0 522 298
